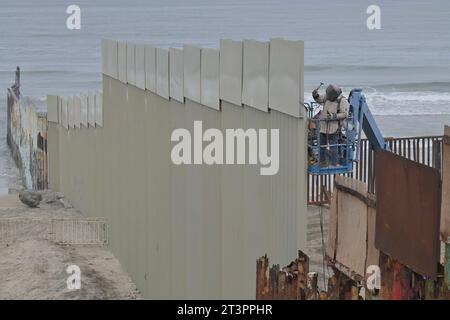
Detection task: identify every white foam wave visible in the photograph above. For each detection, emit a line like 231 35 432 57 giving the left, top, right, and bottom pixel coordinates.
305 91 450 116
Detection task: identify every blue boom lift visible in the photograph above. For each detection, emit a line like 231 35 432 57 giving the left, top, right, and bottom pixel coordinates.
306 88 390 175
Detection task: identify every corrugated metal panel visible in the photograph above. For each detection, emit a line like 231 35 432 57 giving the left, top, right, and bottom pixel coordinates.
169 48 184 103
102 39 118 79
60 97 68 129
108 39 118 79
49 39 307 299
118 41 127 83
80 94 88 128
135 43 146 90
126 42 136 86
47 95 58 123
375 150 441 278
73 95 81 129
242 40 269 112
183 45 201 103
67 96 75 128
88 92 96 127
200 48 220 110
47 122 60 190
95 92 103 127
57 96 62 124
219 39 243 106
145 45 157 92
269 38 303 118
156 48 169 100
101 39 108 76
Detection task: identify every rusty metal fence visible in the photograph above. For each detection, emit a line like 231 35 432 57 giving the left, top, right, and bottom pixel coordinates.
257 248 450 300
308 135 444 205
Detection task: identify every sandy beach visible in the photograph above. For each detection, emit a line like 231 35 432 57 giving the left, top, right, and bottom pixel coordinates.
0 191 141 299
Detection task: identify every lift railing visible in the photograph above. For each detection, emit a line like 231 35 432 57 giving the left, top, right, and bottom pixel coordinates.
307 135 444 205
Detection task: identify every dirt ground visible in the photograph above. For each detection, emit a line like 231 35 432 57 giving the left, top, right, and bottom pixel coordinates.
0 191 142 300
0 188 332 299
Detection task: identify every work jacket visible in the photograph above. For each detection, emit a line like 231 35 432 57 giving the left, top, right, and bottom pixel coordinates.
313 94 349 135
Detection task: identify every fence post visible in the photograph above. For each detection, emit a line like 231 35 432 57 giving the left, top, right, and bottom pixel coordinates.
256 255 269 299
297 250 309 299
433 139 442 174
268 264 279 299
306 272 318 300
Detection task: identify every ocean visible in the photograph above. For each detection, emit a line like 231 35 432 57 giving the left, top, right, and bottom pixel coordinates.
1 0 450 192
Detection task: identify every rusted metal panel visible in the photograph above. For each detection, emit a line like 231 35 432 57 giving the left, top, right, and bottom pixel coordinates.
256 251 312 300
375 149 441 278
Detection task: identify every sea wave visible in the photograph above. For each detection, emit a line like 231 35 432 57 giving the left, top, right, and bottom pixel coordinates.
365 82 450 93
305 90 450 116
365 91 450 115
305 64 443 72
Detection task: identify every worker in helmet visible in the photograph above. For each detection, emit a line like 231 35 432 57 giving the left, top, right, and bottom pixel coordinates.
312 84 349 166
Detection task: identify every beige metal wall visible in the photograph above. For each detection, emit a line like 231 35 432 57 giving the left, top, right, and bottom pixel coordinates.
442 126 450 241
48 38 307 299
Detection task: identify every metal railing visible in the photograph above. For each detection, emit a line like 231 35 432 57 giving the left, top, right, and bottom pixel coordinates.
307 135 444 205
0 217 108 245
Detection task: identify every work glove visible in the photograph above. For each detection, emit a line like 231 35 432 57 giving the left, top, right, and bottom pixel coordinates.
327 111 336 120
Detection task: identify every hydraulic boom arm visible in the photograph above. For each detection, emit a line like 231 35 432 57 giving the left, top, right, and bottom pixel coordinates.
349 89 389 153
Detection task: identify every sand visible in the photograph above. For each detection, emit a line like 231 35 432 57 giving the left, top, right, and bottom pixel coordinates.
0 191 142 300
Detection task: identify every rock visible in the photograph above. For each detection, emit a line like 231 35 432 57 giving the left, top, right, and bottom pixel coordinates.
45 192 65 204
18 190 43 208
59 197 73 209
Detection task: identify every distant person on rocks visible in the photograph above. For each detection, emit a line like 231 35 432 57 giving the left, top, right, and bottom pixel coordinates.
312 84 349 166
11 66 20 97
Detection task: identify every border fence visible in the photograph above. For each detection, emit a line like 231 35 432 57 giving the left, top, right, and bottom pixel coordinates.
308 135 444 205
0 218 108 245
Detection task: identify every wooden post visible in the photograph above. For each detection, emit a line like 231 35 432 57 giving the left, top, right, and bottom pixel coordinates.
327 271 340 300
269 264 279 299
297 250 309 299
278 270 286 300
256 255 269 299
